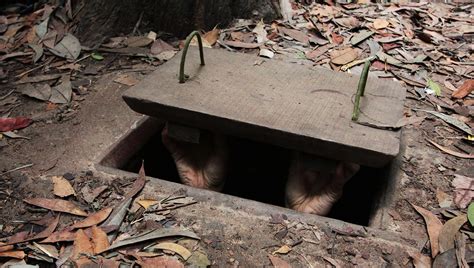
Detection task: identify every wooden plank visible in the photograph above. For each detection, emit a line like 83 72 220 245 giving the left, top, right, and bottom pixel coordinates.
123 48 405 167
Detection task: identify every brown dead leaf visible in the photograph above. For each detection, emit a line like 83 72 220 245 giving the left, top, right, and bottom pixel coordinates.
330 47 358 65
41 228 75 243
408 250 432 268
34 242 59 259
125 36 154 48
230 32 255 43
0 242 14 253
268 254 292 268
439 214 468 254
114 74 139 86
279 27 309 44
7 231 29 244
411 204 443 257
334 17 360 28
252 20 268 43
136 199 159 210
150 39 175 55
436 190 453 208
8 215 60 245
323 256 342 268
125 162 147 199
71 207 113 229
72 229 93 259
272 245 292 255
373 18 390 29
78 258 120 268
452 80 474 99
151 242 191 261
137 256 184 268
91 226 110 254
428 140 474 159
0 250 26 259
43 225 117 244
30 215 60 240
330 32 344 44
203 28 220 46
223 40 261 49
52 176 76 197
24 198 88 216
81 185 108 204
452 174 474 209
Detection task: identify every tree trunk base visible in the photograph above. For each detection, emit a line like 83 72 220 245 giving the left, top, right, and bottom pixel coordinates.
75 0 281 46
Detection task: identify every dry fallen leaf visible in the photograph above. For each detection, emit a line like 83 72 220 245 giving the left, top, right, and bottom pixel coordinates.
24 198 88 216
203 28 220 46
71 207 113 229
52 176 76 197
252 20 268 43
151 39 175 55
0 242 14 253
114 74 139 86
259 48 274 59
224 40 262 49
125 36 154 48
8 215 60 245
42 228 75 243
373 18 390 29
452 80 474 99
323 256 342 268
268 254 292 268
43 225 116 243
436 190 453 208
272 245 292 255
279 27 309 44
136 199 159 210
72 229 93 260
81 185 108 204
408 250 432 268
34 242 60 259
438 214 468 253
91 226 110 255
330 47 358 65
0 250 26 259
452 174 474 209
411 203 443 257
151 242 191 261
428 140 474 159
30 215 60 240
136 256 184 268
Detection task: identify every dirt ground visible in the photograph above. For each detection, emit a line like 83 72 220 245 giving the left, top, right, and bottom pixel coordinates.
0 0 473 267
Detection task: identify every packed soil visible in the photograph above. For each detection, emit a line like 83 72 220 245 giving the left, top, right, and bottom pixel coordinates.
0 0 473 266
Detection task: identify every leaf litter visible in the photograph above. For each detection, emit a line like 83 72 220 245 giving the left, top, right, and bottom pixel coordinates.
1 163 204 266
1 0 474 266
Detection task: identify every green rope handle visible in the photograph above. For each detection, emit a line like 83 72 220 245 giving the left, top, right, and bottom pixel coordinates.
179 31 205 83
351 61 371 121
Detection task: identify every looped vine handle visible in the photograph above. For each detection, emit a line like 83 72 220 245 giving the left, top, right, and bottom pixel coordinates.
351 61 371 121
179 31 205 83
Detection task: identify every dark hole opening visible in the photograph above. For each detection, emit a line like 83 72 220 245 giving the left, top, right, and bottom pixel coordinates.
111 122 391 226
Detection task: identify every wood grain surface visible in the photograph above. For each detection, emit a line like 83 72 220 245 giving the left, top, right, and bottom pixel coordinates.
123 48 405 167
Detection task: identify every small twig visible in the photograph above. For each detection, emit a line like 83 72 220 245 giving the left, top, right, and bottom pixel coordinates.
0 89 15 100
0 163 33 176
74 54 91 64
147 201 197 213
216 40 235 52
15 58 53 78
132 11 144 36
351 61 371 121
341 56 376 72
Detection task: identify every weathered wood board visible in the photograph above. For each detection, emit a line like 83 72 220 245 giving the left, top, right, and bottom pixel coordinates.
123 48 405 167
